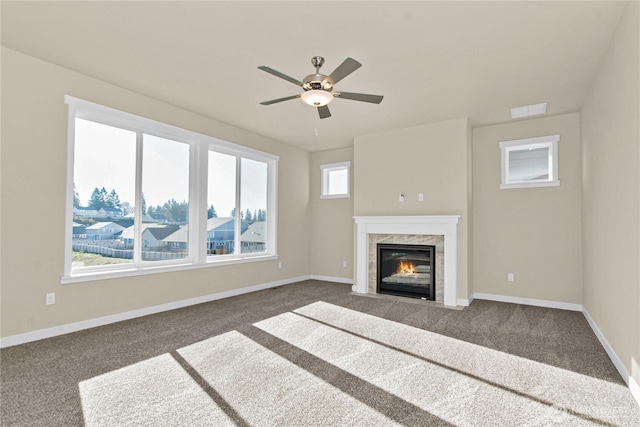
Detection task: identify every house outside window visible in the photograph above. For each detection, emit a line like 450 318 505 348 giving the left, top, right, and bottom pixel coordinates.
64 96 278 283
499 135 560 189
320 161 351 198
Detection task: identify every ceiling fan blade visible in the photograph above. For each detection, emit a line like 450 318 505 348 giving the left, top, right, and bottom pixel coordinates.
318 105 331 119
323 57 362 86
258 66 303 87
334 91 384 104
260 94 301 105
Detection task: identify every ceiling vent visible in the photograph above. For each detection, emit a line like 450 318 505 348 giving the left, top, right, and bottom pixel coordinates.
510 102 547 119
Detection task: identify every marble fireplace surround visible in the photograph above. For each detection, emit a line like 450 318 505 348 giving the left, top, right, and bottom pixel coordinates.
354 215 461 307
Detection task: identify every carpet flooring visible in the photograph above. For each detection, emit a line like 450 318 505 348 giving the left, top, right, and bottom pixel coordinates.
1 280 639 426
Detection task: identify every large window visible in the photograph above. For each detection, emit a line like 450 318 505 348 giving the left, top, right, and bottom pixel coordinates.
64 96 278 282
499 135 560 189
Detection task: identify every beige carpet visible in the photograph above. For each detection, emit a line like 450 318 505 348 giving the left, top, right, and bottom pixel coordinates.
79 301 640 426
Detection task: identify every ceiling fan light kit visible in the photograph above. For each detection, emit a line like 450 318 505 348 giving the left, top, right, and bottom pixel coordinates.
259 56 383 119
301 90 334 107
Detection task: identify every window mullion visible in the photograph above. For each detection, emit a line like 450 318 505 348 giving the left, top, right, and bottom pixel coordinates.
234 156 242 255
133 132 144 264
192 141 207 263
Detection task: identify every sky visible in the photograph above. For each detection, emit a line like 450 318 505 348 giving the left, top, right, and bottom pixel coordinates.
74 118 267 217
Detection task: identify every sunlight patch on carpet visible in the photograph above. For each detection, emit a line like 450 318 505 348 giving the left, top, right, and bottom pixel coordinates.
251 301 640 426
79 353 234 426
177 330 401 426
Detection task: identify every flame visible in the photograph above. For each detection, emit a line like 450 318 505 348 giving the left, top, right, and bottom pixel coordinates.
397 261 415 274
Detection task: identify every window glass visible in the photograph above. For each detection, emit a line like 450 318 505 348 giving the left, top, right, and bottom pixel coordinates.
321 162 350 198
141 134 190 261
207 151 237 256
507 147 550 182
72 118 136 267
499 135 559 189
328 168 349 195
240 158 268 254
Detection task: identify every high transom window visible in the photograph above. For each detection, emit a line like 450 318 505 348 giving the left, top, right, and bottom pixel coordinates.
320 161 351 198
64 96 278 283
500 135 560 189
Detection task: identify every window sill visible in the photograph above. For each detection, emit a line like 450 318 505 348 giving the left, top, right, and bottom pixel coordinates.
500 180 560 190
320 194 351 199
61 254 279 284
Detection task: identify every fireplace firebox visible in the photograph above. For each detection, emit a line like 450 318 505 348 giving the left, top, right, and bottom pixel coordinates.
377 243 436 300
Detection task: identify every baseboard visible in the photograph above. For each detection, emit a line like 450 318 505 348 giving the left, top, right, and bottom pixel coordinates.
0 275 312 349
630 376 640 408
581 308 631 382
471 292 583 312
583 308 640 408
457 296 473 307
309 275 353 285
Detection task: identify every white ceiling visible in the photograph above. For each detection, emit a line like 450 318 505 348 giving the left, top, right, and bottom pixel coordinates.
1 1 626 152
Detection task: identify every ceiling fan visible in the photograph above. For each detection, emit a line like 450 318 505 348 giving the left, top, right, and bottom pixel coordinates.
258 56 383 119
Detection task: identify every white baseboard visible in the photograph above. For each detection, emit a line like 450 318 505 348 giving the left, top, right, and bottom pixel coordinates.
581 308 631 382
0 275 312 349
309 275 353 285
630 376 640 408
471 292 583 312
583 308 640 408
457 297 472 307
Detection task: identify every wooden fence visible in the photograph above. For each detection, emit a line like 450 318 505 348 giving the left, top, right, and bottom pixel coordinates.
73 243 187 261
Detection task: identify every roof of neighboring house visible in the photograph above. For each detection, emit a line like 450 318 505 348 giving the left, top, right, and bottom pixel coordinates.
163 226 188 243
74 206 97 211
120 223 178 240
241 221 266 243
145 224 180 240
207 217 234 231
86 221 124 230
99 207 123 213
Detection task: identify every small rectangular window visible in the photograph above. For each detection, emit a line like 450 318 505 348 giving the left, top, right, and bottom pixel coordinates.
321 161 350 198
500 135 560 189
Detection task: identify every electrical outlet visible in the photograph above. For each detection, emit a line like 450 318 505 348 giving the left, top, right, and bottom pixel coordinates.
399 194 405 202
418 193 424 202
46 293 55 305
507 273 514 282
343 260 348 268
278 262 282 269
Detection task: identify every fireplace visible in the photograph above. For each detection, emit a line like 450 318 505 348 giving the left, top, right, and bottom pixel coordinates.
377 243 436 300
354 215 460 307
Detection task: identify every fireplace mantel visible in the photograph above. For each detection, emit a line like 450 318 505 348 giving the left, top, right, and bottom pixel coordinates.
354 215 460 307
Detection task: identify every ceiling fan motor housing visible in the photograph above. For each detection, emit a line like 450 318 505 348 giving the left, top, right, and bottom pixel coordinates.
303 73 332 91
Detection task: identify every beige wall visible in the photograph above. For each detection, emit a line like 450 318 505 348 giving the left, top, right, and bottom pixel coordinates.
353 118 471 299
310 148 354 280
472 113 583 304
581 1 639 387
0 48 311 338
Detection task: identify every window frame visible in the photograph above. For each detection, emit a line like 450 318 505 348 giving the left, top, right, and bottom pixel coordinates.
499 135 560 190
63 96 278 284
320 161 351 199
